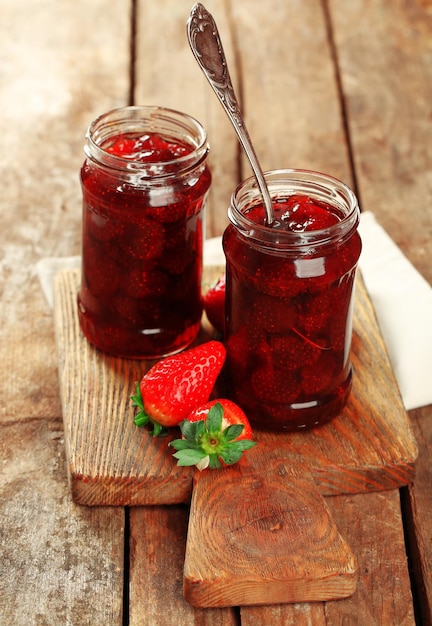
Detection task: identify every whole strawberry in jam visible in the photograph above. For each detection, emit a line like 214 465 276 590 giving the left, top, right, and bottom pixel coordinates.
131 341 226 435
246 194 341 233
276 194 341 232
106 133 189 161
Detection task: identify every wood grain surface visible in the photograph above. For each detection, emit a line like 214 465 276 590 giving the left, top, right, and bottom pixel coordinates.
184 453 357 607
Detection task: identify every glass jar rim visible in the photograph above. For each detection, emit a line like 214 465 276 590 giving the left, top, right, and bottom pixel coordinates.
228 168 360 251
84 105 209 178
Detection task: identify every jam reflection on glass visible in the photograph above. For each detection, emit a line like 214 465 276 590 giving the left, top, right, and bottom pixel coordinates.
78 132 211 359
223 194 362 431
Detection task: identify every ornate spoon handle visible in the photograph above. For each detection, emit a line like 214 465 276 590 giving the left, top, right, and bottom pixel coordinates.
187 3 276 226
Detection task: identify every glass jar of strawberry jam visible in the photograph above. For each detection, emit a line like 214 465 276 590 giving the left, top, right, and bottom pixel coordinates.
223 169 362 431
78 106 211 359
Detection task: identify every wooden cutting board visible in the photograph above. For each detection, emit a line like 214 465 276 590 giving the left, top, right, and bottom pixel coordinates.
184 451 357 607
53 266 417 606
53 267 417 506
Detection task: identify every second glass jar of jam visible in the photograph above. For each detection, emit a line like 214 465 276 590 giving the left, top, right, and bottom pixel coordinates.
223 169 362 431
78 105 211 359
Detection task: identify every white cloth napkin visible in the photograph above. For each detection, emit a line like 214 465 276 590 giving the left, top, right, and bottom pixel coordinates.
36 212 432 411
358 211 432 411
36 256 81 309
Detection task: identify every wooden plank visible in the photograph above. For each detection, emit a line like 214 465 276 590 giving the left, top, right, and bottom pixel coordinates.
230 0 353 184
184 453 357 607
53 268 417 505
0 1 131 623
241 603 327 626
404 408 432 625
0 419 124 625
226 0 421 617
134 0 239 238
241 492 416 625
131 2 420 620
329 1 432 621
325 492 416 625
328 0 432 284
129 506 238 625
128 470 415 623
0 0 131 423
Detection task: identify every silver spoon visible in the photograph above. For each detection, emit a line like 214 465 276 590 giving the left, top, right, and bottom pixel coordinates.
187 2 276 227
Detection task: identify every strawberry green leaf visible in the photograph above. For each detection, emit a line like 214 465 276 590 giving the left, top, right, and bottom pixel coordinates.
170 438 200 451
173 448 207 467
206 403 223 432
219 447 244 465
180 418 206 441
208 455 222 469
223 424 244 441
229 439 257 451
220 440 257 465
152 422 169 437
131 381 144 410
131 382 150 427
223 440 254 463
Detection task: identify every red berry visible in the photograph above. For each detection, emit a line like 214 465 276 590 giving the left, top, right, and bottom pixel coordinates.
170 398 257 470
83 241 120 298
271 194 340 232
268 333 322 370
251 364 301 404
301 352 336 395
123 267 169 299
203 274 226 333
187 398 254 440
119 219 165 261
133 341 226 430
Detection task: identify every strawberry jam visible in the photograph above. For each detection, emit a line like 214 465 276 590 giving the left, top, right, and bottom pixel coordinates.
78 106 211 358
223 169 362 431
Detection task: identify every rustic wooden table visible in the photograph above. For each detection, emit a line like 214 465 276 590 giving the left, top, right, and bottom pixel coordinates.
1 1 431 624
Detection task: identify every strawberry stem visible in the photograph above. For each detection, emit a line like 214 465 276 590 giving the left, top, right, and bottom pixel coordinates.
131 382 169 437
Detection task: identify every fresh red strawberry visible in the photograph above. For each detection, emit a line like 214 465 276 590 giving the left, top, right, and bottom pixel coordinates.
131 340 226 435
203 274 225 334
169 399 257 470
